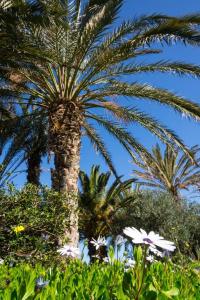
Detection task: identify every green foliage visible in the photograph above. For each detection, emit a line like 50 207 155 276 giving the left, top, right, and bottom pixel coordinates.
0 184 70 264
79 165 136 239
114 191 200 257
133 144 200 199
0 260 199 299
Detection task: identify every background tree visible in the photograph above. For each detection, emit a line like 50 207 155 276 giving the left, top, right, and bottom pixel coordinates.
133 144 200 200
25 117 47 186
0 1 50 185
2 1 200 245
18 105 48 186
0 102 27 186
0 106 47 187
114 191 200 258
79 165 136 260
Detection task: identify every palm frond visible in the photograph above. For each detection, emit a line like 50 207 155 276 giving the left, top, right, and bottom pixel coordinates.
83 121 118 178
133 144 200 199
94 102 192 158
86 113 150 161
100 81 200 120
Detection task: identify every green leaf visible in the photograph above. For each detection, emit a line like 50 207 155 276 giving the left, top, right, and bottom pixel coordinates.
148 283 157 292
108 246 115 261
161 287 179 298
134 246 143 263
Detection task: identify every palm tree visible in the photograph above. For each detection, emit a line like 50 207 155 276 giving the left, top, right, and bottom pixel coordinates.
25 121 47 186
0 113 26 187
79 165 136 260
0 106 47 186
18 106 48 186
133 144 200 200
0 1 50 185
2 1 200 244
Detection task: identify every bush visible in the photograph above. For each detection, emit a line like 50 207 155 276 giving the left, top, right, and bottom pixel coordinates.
113 191 200 257
0 184 70 264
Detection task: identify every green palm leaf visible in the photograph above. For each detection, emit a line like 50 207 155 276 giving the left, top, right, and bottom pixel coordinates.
133 144 200 200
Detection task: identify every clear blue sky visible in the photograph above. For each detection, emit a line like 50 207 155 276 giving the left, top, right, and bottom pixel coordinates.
13 0 200 190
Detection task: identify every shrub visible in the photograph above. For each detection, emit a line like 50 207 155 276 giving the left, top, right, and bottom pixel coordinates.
0 184 70 264
113 191 200 257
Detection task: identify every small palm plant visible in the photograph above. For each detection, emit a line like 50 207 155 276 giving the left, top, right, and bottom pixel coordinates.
79 165 136 260
133 144 200 200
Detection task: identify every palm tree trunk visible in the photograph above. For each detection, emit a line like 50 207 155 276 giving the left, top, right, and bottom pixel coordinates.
170 187 181 202
48 102 82 247
27 150 41 186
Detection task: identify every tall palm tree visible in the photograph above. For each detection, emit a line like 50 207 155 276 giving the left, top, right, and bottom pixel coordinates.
25 120 47 186
0 113 26 187
0 1 50 185
18 105 48 186
2 1 200 244
0 106 47 186
133 144 200 200
79 165 136 260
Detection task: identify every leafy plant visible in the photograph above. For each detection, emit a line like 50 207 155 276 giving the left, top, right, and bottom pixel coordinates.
114 191 200 258
79 165 136 259
0 258 199 299
0 184 71 264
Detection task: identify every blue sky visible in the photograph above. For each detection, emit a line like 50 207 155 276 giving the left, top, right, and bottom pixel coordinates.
13 0 200 192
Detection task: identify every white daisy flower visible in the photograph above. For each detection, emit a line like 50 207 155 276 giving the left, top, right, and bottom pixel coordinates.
57 244 80 258
124 258 135 268
90 236 107 250
36 277 49 288
123 227 176 252
146 255 155 263
103 256 111 263
92 254 100 259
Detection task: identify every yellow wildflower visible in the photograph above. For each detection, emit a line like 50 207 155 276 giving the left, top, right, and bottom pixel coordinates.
13 225 25 233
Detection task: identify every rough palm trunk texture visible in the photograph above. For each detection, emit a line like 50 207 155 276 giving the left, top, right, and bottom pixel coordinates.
49 102 82 247
27 150 41 186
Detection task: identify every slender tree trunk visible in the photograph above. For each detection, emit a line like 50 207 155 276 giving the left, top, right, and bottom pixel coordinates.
27 150 41 186
48 102 82 247
170 187 181 202
88 241 97 263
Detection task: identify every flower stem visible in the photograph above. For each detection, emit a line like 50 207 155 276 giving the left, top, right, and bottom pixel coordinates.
135 245 148 300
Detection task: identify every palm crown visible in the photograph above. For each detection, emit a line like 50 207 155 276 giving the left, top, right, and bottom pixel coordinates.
2 0 200 244
133 144 200 199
